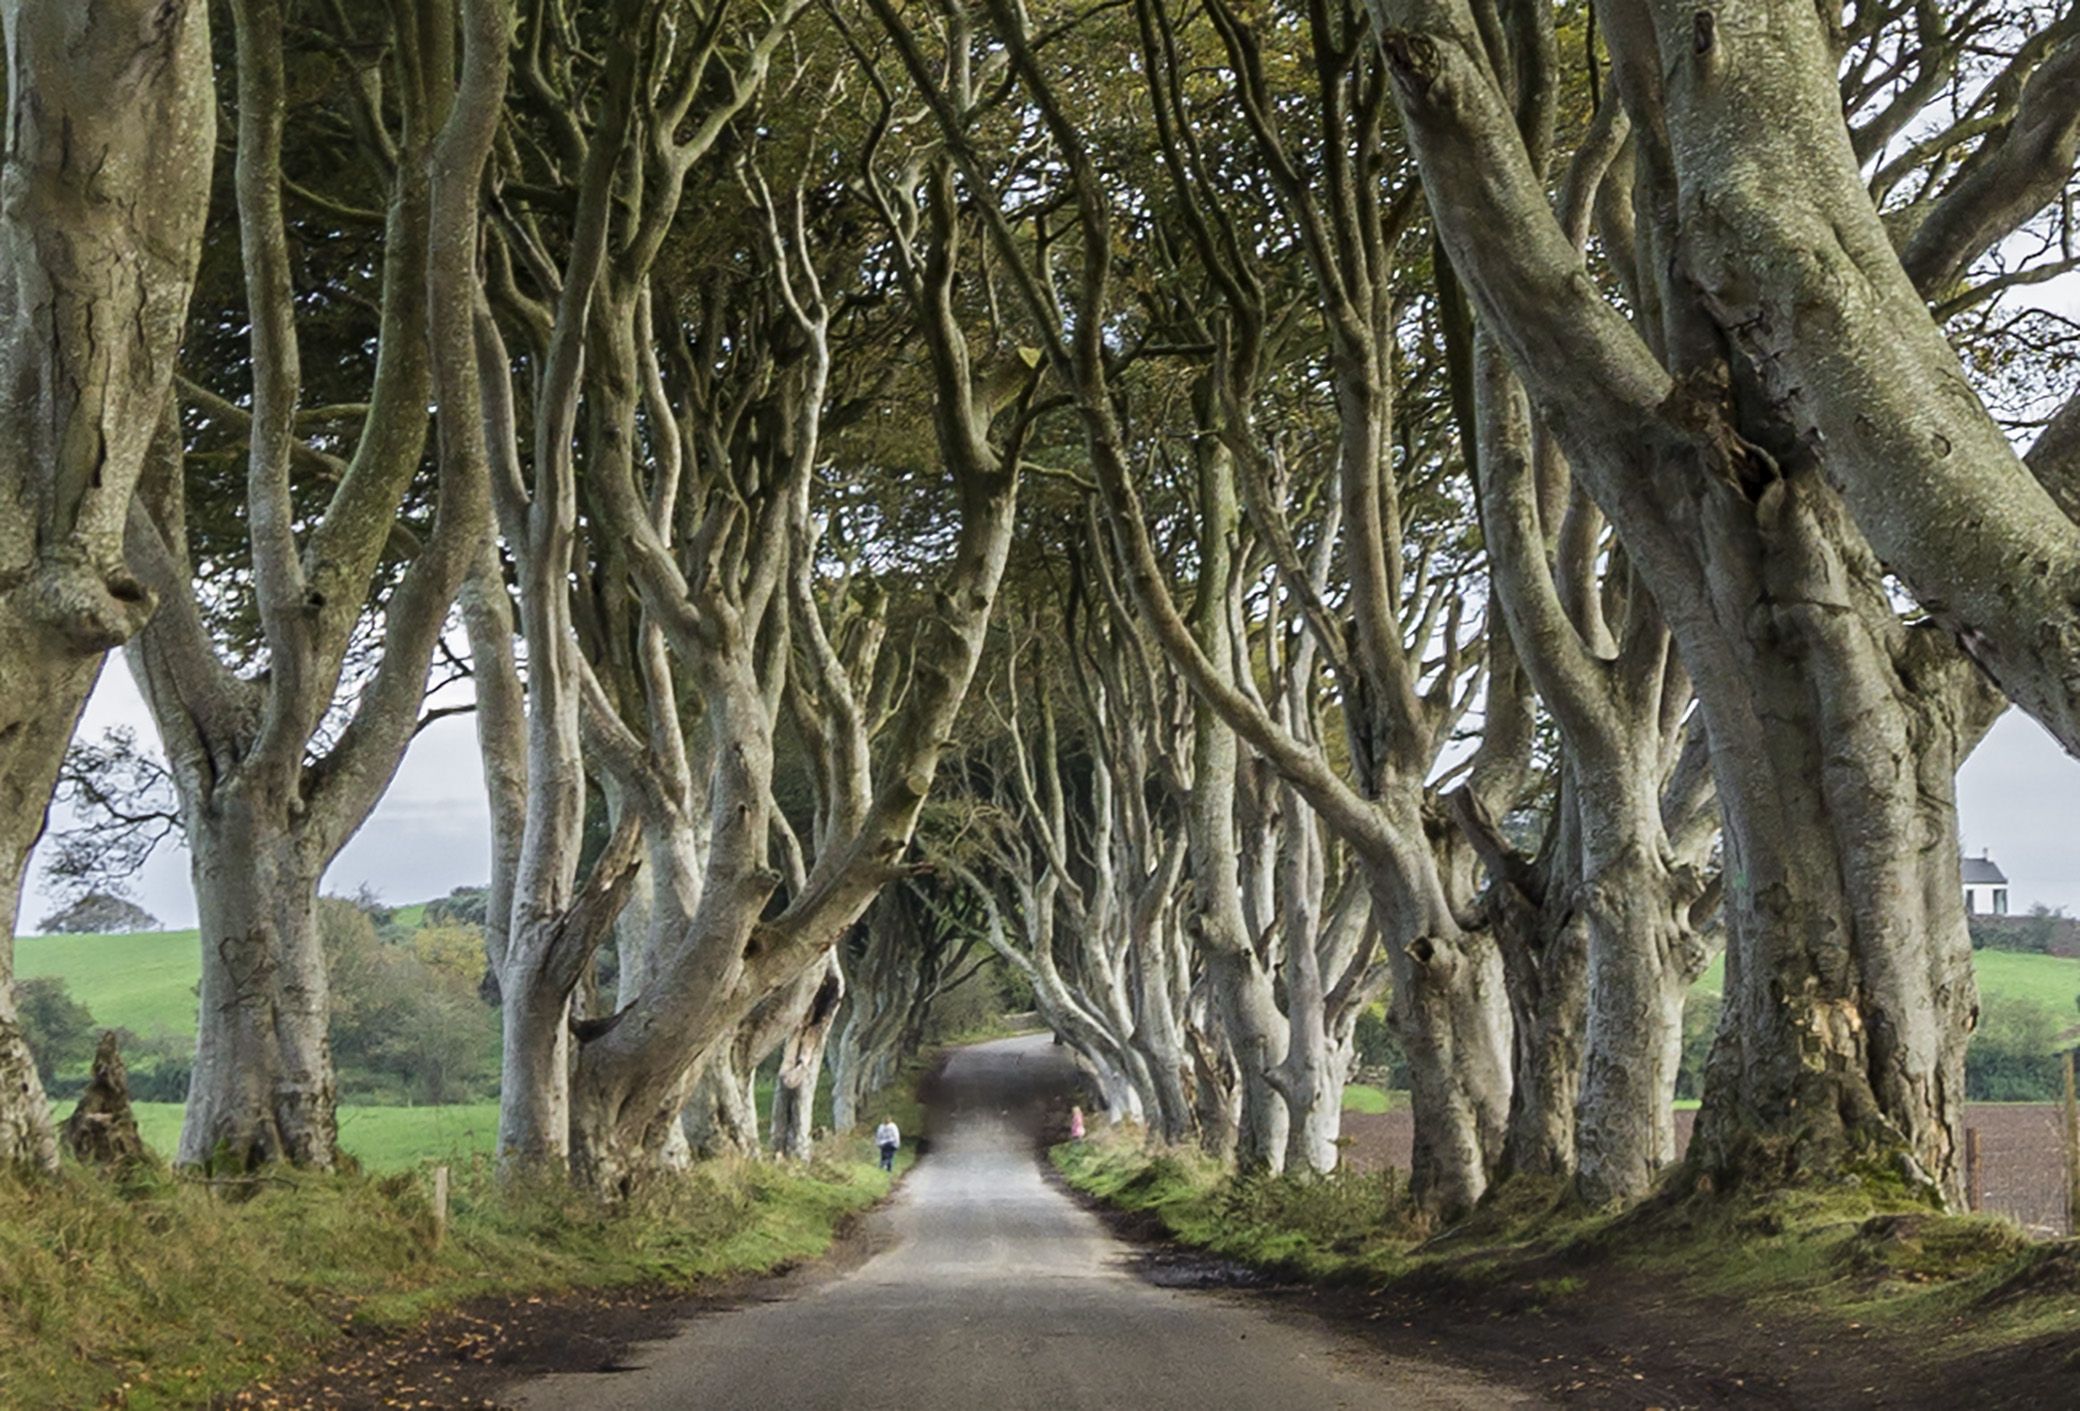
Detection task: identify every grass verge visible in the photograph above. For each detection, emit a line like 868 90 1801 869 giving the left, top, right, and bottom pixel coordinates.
1 1105 921 1409
1053 1126 2080 1392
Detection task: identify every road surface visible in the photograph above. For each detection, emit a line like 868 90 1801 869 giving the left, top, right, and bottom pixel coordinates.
511 1035 1537 1410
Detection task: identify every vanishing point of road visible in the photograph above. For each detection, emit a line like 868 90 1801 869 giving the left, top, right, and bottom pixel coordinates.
511 1034 1537 1410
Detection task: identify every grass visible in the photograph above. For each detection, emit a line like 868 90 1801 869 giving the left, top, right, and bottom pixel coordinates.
1055 1128 1415 1281
1973 948 2080 1014
127 1104 502 1174
1690 947 2080 1014
15 929 201 1042
0 1047 937 1411
0 1149 897 1410
1055 1128 2080 1394
1342 1083 1400 1114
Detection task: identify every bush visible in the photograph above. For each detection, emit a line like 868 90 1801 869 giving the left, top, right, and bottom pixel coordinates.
1352 1001 1409 1087
1967 907 2079 956
321 897 499 1105
15 976 98 1085
1965 997 2067 1101
423 885 491 928
411 923 490 993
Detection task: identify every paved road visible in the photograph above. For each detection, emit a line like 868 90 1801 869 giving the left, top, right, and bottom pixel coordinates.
512 1035 1535 1410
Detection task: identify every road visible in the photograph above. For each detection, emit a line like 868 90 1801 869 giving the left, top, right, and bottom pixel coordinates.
511 1035 1537 1410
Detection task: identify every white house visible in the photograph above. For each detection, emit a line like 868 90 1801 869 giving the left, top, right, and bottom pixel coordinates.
1962 852 2008 916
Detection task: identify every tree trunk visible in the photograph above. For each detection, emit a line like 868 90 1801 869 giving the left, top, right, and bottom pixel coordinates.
0 660 99 1173
496 929 573 1168
1206 948 1289 1173
1368 797 1514 1215
1491 877 1587 1183
771 956 844 1161
178 797 335 1170
1573 836 1700 1206
0 0 215 1173
680 1040 759 1160
1127 917 1198 1145
460 542 525 1001
1682 479 1998 1206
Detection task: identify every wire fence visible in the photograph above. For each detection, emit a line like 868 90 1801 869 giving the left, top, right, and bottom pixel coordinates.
1965 1103 2075 1239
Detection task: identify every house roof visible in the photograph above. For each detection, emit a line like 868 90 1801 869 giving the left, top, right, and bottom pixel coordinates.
1962 856 2008 885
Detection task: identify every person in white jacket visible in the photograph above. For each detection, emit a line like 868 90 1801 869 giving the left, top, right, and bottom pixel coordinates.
874 1117 900 1172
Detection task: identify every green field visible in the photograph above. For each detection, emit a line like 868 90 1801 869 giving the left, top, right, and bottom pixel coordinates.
127 1102 501 1172
1694 947 2080 1012
1343 1082 1398 1114
16 928 202 1040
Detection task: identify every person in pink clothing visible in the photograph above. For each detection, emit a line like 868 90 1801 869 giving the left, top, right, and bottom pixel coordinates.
1069 1105 1086 1140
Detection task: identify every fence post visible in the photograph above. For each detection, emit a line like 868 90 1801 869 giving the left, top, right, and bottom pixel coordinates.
432 1164 451 1249
1964 1126 1982 1213
2063 1050 2078 1238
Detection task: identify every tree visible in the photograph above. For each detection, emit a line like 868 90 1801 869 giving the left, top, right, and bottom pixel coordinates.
0 0 214 1174
36 895 162 937
871 0 1517 1213
320 899 497 1106
15 978 98 1088
1365 0 2010 1204
125 0 506 1169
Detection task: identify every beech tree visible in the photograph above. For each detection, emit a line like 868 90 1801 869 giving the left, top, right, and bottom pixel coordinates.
1365 0 2017 1203
829 881 989 1131
872 0 1533 1214
451 0 1028 1192
126 0 505 1169
0 2 214 1171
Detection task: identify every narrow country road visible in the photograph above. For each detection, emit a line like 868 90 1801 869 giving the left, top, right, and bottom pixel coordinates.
510 1035 1538 1411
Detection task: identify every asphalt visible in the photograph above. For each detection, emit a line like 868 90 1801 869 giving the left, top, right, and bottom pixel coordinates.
510 1034 1538 1411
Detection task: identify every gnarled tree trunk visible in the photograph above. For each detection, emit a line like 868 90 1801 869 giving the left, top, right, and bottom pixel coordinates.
179 797 334 1168
0 0 214 1169
771 954 845 1160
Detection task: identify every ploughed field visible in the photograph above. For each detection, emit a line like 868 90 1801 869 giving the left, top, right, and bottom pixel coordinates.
1341 1103 2076 1238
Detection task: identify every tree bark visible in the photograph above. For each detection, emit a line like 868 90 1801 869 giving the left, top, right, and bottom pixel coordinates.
179 799 335 1169
771 954 844 1160
683 1041 760 1159
0 0 214 1170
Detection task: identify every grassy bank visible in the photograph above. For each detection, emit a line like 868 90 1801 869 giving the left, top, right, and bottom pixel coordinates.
1054 1129 2080 1391
125 1102 502 1173
1 1076 934 1411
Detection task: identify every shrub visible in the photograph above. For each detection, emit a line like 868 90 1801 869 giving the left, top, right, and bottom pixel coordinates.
321 897 499 1105
411 923 490 993
15 976 98 1085
1965 997 2066 1101
423 885 491 928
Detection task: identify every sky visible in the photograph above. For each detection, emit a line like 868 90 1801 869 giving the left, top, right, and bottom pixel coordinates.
20 658 2080 933
22 667 495 931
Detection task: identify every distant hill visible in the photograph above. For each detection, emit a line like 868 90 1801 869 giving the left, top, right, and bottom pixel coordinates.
15 927 201 1041
15 894 453 1056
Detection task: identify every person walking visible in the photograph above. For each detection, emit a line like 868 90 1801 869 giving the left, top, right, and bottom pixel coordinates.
874 1116 901 1172
1069 1105 1086 1141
